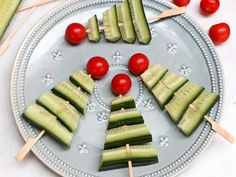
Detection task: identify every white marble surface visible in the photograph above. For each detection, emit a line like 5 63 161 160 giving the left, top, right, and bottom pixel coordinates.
0 0 235 176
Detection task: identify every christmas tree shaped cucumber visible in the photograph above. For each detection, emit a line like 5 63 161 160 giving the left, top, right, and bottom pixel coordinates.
99 95 158 171
22 70 95 147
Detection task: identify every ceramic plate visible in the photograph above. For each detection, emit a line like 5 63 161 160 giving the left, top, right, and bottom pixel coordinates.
11 0 223 177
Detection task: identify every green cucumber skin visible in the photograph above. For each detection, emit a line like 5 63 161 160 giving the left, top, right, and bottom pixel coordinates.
36 91 79 132
111 100 136 112
104 135 152 149
87 15 101 42
117 0 136 43
22 104 73 146
103 5 121 42
0 0 22 40
69 70 95 95
177 90 219 136
128 0 151 44
165 82 204 124
52 82 88 115
108 115 144 129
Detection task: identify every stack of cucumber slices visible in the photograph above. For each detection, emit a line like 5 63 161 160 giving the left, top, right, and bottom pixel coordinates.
141 64 219 136
87 0 151 44
100 95 158 171
22 70 95 146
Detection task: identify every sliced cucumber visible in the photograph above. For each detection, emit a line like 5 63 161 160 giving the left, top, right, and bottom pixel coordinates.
177 90 218 136
128 0 151 44
22 104 73 146
165 82 204 123
103 5 121 42
69 70 95 95
0 0 22 40
117 0 136 43
37 91 80 132
104 124 152 149
108 108 144 129
111 95 136 112
52 81 89 115
99 145 158 171
87 15 101 42
141 64 168 89
151 72 188 108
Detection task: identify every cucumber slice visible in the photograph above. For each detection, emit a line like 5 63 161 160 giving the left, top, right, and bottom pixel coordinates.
108 108 144 129
151 72 188 108
111 95 136 112
103 5 121 42
141 64 168 89
87 15 101 42
104 124 152 149
128 0 151 44
177 90 219 136
37 91 80 132
0 0 22 40
117 0 136 43
99 145 158 171
165 82 204 123
22 104 73 146
69 70 95 95
52 81 89 115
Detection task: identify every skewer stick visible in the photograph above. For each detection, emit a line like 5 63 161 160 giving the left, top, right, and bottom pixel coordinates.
17 0 60 13
15 130 46 161
126 144 134 177
0 6 36 56
189 104 235 143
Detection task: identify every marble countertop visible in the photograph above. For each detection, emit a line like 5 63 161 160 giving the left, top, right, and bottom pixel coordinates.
0 0 236 176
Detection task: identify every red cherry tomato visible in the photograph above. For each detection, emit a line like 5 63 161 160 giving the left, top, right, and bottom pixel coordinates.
173 0 190 7
209 23 230 44
200 0 220 15
87 56 109 79
128 53 149 75
65 23 87 44
111 74 132 95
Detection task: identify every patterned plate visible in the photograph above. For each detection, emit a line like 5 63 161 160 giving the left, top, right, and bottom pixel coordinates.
11 0 223 177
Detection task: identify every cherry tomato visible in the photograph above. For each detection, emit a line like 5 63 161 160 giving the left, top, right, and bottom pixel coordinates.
87 56 109 79
173 0 190 7
111 74 132 95
128 53 149 75
65 23 87 44
209 23 230 44
200 0 220 15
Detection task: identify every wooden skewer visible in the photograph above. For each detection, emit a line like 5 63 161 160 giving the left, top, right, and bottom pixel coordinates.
17 0 60 13
15 130 46 161
126 144 134 177
0 7 36 56
189 104 235 144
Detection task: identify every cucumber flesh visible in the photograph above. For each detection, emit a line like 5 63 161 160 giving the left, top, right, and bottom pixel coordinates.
151 72 188 108
117 0 136 43
128 0 151 44
69 70 95 95
177 90 219 136
99 145 158 171
87 15 101 42
165 82 204 123
0 0 22 40
141 64 168 89
22 104 73 146
111 95 136 112
104 124 152 149
52 81 89 115
103 5 121 42
108 108 144 129
37 91 80 132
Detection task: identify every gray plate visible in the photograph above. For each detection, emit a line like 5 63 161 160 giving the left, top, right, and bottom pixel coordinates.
11 0 223 177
